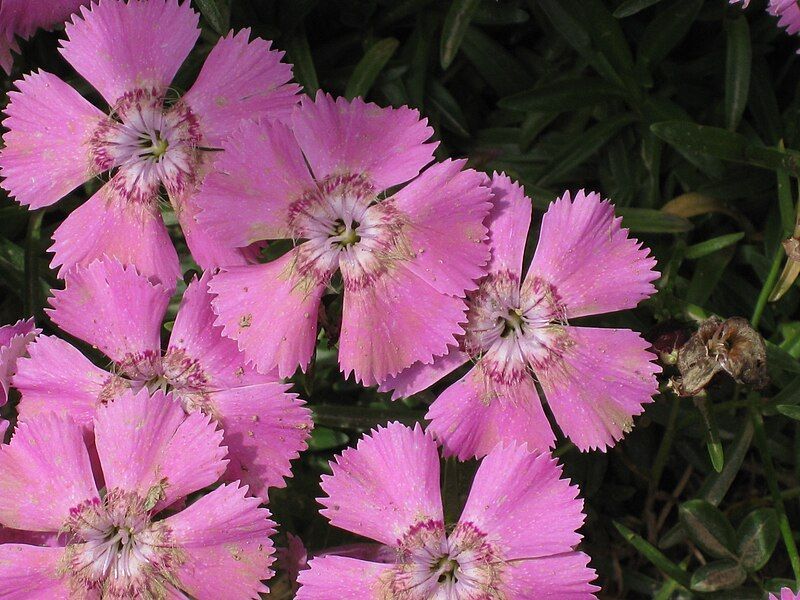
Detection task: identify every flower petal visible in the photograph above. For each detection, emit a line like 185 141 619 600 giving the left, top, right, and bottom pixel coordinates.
501 552 599 599
49 183 180 289
292 92 436 192
319 422 442 546
14 335 115 427
296 556 392 600
162 482 275 599
0 413 97 531
0 545 69 599
378 347 468 400
389 159 492 297
183 30 299 147
197 119 315 247
48 257 171 365
59 0 199 104
339 263 468 386
460 445 585 559
0 317 38 405
94 389 227 512
536 326 660 452
0 70 104 209
426 364 554 460
526 189 658 318
209 249 325 378
486 172 532 275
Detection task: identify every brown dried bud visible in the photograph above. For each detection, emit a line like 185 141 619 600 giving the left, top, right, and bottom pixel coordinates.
671 316 768 396
783 237 800 263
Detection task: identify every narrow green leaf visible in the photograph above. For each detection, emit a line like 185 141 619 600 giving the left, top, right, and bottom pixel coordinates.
460 26 534 96
376 0 434 27
308 427 348 451
679 499 738 558
428 80 470 137
684 233 745 260
767 341 800 374
311 404 423 430
345 38 399 100
690 560 747 592
24 210 44 321
194 0 230 35
737 508 780 571
439 0 481 69
617 208 693 233
614 0 667 18
284 27 319 95
637 0 703 70
614 521 691 587
473 4 529 26
778 405 800 420
498 79 625 113
724 16 752 131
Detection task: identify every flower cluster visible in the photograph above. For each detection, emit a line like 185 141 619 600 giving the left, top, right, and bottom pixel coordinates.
0 0 662 597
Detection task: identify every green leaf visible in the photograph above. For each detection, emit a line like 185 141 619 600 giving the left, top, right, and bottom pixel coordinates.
690 560 747 592
498 79 626 113
737 508 779 571
679 499 738 558
345 37 399 100
308 427 348 451
193 0 230 35
767 341 800 374
724 15 752 131
779 404 800 420
684 233 745 260
617 208 693 233
428 80 470 137
460 26 533 96
439 0 481 69
614 521 691 587
614 0 667 18
637 0 703 71
284 27 319 95
473 4 529 26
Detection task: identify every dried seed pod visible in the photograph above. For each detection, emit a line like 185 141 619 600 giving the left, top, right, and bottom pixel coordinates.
671 316 768 396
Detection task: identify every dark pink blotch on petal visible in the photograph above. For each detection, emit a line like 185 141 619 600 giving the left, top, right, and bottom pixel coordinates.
319 422 442 546
536 326 660 452
0 70 104 209
296 555 390 600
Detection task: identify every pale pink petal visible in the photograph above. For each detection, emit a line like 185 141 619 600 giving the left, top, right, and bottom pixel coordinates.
296 555 392 600
213 385 312 499
0 413 97 531
197 119 314 247
94 389 227 511
162 483 275 599
0 545 69 599
460 445 585 559
486 172 532 275
320 422 442 546
292 92 436 192
0 317 38 405
183 30 299 147
502 552 599 599
389 159 491 297
426 365 554 460
769 589 800 600
770 0 800 35
536 327 660 452
378 347 468 400
59 0 199 105
48 257 170 365
13 335 114 427
339 263 468 386
526 189 658 318
0 70 104 209
209 250 325 378
49 182 180 289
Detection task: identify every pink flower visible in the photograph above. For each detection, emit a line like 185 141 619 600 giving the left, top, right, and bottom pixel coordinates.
0 388 276 598
770 589 800 600
0 0 300 289
382 175 660 458
197 92 492 384
0 0 88 74
296 422 598 599
0 317 39 406
769 0 800 35
13 257 311 500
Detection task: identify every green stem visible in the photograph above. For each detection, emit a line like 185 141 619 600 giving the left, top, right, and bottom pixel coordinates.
23 210 44 321
749 400 800 583
751 245 784 329
650 395 681 494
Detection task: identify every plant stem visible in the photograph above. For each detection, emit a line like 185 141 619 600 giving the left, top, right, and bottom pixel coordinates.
749 399 800 583
751 245 784 329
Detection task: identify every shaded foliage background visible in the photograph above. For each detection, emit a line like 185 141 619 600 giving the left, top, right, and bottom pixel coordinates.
2 0 800 597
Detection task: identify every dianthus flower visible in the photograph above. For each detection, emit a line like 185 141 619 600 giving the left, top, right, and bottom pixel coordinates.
296 422 598 599
197 92 492 384
382 175 660 458
0 0 87 74
771 589 800 600
0 317 38 406
13 257 311 499
768 0 800 35
0 388 276 598
0 0 299 288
